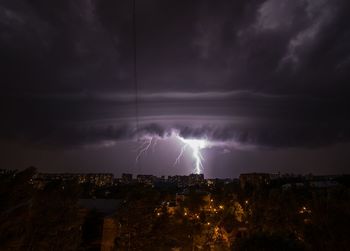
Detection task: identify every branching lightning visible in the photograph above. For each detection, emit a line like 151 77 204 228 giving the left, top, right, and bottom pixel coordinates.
135 133 209 174
176 136 208 174
152 138 159 153
173 144 187 166
136 137 153 163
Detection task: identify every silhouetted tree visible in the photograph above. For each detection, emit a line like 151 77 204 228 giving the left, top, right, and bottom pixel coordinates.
0 167 83 251
232 232 304 251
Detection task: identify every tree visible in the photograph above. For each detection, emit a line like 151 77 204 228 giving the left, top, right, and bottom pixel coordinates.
182 188 206 213
232 232 304 251
25 180 83 251
0 168 83 251
0 167 36 249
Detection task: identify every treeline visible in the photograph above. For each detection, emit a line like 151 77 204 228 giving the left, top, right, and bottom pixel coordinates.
0 167 82 251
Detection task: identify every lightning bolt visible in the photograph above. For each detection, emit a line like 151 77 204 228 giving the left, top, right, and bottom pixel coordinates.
192 144 204 174
136 137 153 163
173 144 187 166
135 133 209 174
152 137 159 153
176 136 207 174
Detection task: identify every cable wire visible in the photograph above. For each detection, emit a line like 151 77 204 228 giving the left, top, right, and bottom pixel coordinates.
132 0 139 136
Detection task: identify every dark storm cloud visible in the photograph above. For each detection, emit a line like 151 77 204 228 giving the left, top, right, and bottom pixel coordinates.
0 0 133 94
1 91 348 149
2 0 350 91
192 0 350 94
1 0 350 151
2 0 350 93
9 119 349 149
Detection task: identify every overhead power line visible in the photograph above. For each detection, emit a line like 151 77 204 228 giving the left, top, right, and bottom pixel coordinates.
132 0 139 135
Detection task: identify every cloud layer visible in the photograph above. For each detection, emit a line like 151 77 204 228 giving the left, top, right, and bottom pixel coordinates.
1 0 350 151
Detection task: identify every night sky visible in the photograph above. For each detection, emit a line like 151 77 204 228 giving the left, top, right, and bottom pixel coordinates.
1 0 350 178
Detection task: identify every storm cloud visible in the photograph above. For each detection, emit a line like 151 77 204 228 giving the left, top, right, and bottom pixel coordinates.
2 90 348 149
1 0 350 175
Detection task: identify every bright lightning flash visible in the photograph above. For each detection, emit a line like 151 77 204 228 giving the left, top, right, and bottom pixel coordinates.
135 133 209 174
177 136 208 174
173 144 187 166
136 137 153 163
